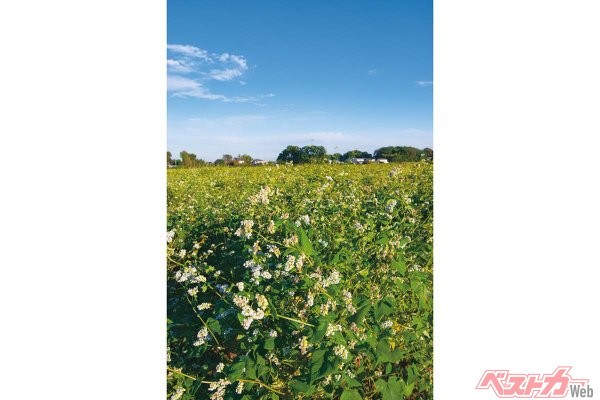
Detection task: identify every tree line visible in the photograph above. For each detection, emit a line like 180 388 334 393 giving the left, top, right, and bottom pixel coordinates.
167 146 433 167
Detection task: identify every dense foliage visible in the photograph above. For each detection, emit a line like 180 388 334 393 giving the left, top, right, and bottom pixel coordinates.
167 162 433 400
373 147 433 163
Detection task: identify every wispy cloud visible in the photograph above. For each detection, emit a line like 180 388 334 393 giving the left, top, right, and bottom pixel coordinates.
415 80 433 87
167 44 271 103
367 69 378 76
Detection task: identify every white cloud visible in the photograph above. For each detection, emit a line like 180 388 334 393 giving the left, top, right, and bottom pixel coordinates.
209 68 244 81
166 44 270 102
167 75 226 101
167 59 193 73
367 69 378 76
166 44 210 60
416 80 433 87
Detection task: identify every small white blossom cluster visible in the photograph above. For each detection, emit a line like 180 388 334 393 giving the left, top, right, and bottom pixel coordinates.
187 287 199 296
267 220 276 234
269 329 278 337
236 381 244 394
381 320 393 329
249 186 273 205
169 387 185 400
342 290 357 314
334 344 349 359
283 235 298 247
167 230 175 243
354 221 366 233
322 270 341 288
233 294 267 330
244 260 272 283
197 302 211 311
325 323 343 337
193 327 209 347
215 362 224 373
267 244 280 257
320 298 337 315
235 219 254 239
295 215 310 226
309 268 341 290
299 336 310 355
385 199 398 213
236 282 244 291
175 266 206 284
208 378 231 400
284 254 305 273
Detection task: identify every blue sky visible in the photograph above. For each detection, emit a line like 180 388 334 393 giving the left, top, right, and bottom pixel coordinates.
168 0 432 161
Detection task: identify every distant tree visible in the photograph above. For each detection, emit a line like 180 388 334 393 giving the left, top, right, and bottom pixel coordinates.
167 151 173 165
214 159 225 166
341 150 372 161
277 145 303 163
373 146 431 162
301 145 327 163
423 148 433 160
238 154 253 164
330 153 343 161
277 145 329 164
180 151 205 167
222 154 233 165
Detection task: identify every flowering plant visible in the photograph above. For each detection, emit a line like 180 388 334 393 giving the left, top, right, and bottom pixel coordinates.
167 162 432 399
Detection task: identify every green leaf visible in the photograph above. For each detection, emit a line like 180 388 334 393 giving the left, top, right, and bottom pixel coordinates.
391 257 407 275
245 359 257 379
289 380 314 395
227 359 246 380
376 339 404 363
375 377 404 400
375 234 390 245
340 389 362 400
344 375 362 388
374 296 396 320
309 349 327 383
205 318 221 335
264 337 275 350
312 318 329 343
299 228 315 255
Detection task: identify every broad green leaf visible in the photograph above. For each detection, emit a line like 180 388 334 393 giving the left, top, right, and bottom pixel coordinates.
340 389 362 400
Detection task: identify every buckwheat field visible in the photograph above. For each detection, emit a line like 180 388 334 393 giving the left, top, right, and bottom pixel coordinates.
167 162 433 400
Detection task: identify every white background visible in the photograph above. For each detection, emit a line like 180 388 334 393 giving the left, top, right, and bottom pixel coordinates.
435 0 600 398
1 1 599 399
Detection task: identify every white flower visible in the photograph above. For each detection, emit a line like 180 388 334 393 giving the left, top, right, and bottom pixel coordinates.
215 362 225 373
236 381 244 394
187 287 198 296
235 220 254 239
198 303 211 310
236 282 244 291
242 317 253 330
170 387 185 400
269 330 278 338
193 327 209 346
233 294 249 308
166 230 175 244
386 199 398 213
249 186 273 205
261 270 272 279
326 323 342 337
256 294 269 310
178 249 187 258
334 344 349 359
267 220 276 234
381 320 393 329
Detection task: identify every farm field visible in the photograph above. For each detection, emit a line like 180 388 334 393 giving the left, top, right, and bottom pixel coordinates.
167 162 433 400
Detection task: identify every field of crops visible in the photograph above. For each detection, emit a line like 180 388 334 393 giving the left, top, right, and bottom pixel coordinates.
167 162 433 400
